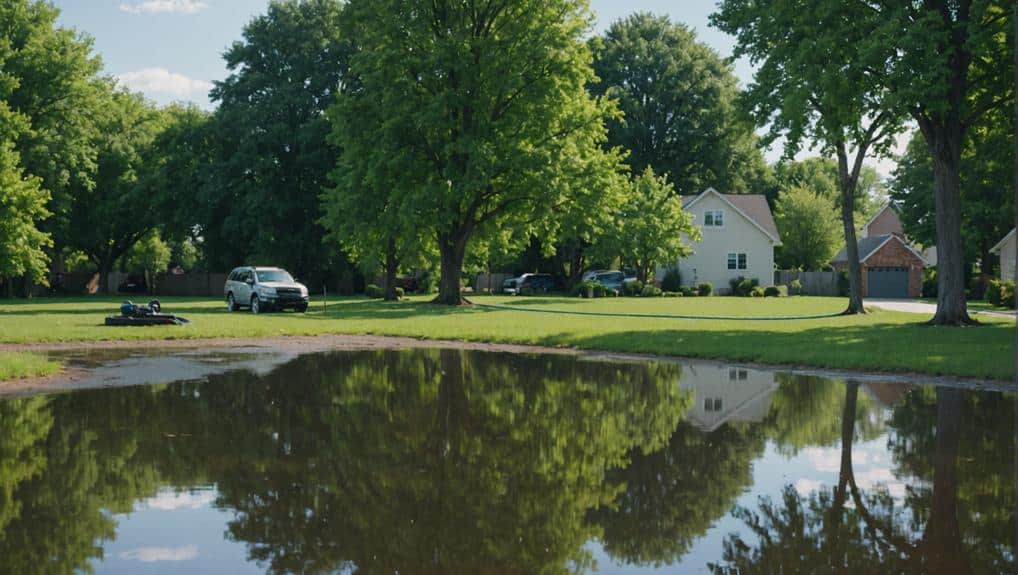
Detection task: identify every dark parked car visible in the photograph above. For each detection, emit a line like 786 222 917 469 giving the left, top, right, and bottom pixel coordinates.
517 274 562 294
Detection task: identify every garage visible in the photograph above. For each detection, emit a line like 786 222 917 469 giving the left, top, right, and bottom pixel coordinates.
866 266 909 298
832 234 928 298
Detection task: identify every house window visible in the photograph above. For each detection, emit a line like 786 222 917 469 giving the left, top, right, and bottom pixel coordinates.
703 397 723 412
727 252 748 270
704 209 725 227
729 368 748 381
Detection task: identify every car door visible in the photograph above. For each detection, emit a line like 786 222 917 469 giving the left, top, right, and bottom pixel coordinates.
235 270 252 302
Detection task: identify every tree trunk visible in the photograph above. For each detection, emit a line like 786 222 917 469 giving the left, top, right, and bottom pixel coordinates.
4 277 11 299
928 131 976 325
98 261 112 294
383 237 399 301
433 232 468 305
919 387 970 574
836 147 866 314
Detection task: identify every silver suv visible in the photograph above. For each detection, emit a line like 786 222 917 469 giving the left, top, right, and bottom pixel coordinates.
224 267 309 314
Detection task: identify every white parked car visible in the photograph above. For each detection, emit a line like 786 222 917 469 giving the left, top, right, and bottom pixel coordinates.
224 266 309 314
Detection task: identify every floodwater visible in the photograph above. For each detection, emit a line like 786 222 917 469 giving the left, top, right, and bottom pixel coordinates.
0 348 1013 574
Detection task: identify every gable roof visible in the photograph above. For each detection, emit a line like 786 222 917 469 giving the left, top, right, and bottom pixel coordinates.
831 234 929 265
862 201 901 234
990 228 1016 254
682 188 782 245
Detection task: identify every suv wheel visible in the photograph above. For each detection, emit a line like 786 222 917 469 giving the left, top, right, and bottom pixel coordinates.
251 295 261 314
227 293 236 312
295 304 308 313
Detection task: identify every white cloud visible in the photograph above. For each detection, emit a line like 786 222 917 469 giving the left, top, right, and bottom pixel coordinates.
794 478 824 497
120 0 208 15
119 545 198 562
141 489 216 511
117 68 213 99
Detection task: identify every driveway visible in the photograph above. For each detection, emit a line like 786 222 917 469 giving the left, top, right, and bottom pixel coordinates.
865 299 1016 319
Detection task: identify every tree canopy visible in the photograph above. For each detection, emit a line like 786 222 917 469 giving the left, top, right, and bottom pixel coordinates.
590 13 771 196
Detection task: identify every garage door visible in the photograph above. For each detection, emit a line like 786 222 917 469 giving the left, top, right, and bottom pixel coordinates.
867 267 909 298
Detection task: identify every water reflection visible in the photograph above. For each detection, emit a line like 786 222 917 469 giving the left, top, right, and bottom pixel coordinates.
0 349 1013 574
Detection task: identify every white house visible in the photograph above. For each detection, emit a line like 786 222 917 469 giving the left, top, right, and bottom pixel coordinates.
679 363 778 433
990 228 1016 281
657 188 781 292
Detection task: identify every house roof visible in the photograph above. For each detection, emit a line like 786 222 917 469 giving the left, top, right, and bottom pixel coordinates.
990 228 1015 254
681 188 782 244
831 234 929 266
862 201 901 234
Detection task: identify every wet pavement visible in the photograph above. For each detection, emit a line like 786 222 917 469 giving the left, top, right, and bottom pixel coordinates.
0 348 1013 574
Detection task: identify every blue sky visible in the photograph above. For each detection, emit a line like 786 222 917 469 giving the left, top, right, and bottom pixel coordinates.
53 0 748 109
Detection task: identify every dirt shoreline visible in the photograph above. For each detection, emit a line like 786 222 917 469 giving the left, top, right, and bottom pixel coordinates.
0 333 1013 395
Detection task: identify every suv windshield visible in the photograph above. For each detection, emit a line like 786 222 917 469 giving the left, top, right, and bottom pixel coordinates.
255 270 294 283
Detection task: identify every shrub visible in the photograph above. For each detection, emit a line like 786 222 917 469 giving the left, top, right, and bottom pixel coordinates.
697 282 713 296
662 291 682 297
837 270 850 297
395 286 405 299
764 285 788 297
641 284 662 297
789 278 803 296
987 280 1016 308
729 276 759 297
365 284 384 298
660 268 682 292
417 271 438 294
623 280 644 296
575 280 608 298
750 286 766 297
922 269 937 298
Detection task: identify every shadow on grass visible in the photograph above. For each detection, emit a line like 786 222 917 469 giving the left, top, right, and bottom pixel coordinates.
552 322 1014 381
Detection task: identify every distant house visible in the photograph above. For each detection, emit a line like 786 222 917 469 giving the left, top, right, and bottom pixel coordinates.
831 234 928 298
657 188 781 293
990 228 1016 281
860 201 936 266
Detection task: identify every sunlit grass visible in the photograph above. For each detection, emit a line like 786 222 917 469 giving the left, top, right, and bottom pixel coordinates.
0 352 61 380
0 294 1012 380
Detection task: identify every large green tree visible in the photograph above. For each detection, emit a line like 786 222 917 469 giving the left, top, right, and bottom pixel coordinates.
774 186 842 271
718 0 1013 324
891 119 1014 275
713 1 907 315
64 89 168 292
590 13 771 196
597 167 699 283
208 0 351 282
0 0 104 251
334 0 620 305
0 132 51 295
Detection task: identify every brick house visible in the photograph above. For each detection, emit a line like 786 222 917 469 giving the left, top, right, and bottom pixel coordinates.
831 235 928 298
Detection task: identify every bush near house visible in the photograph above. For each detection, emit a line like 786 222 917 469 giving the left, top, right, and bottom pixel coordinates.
660 268 682 292
641 284 662 297
729 276 760 297
764 285 788 297
789 279 803 295
750 286 767 297
986 279 1016 308
697 282 713 296
623 280 644 296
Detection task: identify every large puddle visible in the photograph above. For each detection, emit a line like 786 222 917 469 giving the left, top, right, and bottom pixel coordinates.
0 348 1013 574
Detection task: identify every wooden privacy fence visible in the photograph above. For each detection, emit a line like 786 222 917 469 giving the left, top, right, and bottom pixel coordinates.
774 270 841 296
474 273 514 293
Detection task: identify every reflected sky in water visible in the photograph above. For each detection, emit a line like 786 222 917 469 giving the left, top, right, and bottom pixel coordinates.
0 348 1012 574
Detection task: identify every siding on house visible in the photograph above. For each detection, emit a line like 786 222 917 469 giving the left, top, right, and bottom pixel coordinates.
862 204 905 238
990 229 1016 281
660 190 779 292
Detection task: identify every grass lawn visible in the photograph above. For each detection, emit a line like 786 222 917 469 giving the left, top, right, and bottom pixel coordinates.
0 294 1013 380
0 351 62 380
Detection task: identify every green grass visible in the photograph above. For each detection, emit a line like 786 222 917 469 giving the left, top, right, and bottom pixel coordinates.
0 294 1013 380
0 351 61 380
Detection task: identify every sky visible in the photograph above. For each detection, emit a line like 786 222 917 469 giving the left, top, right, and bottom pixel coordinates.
51 0 901 172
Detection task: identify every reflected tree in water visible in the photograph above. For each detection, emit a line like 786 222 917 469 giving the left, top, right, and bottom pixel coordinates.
710 385 1015 574
592 421 766 567
203 350 691 574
